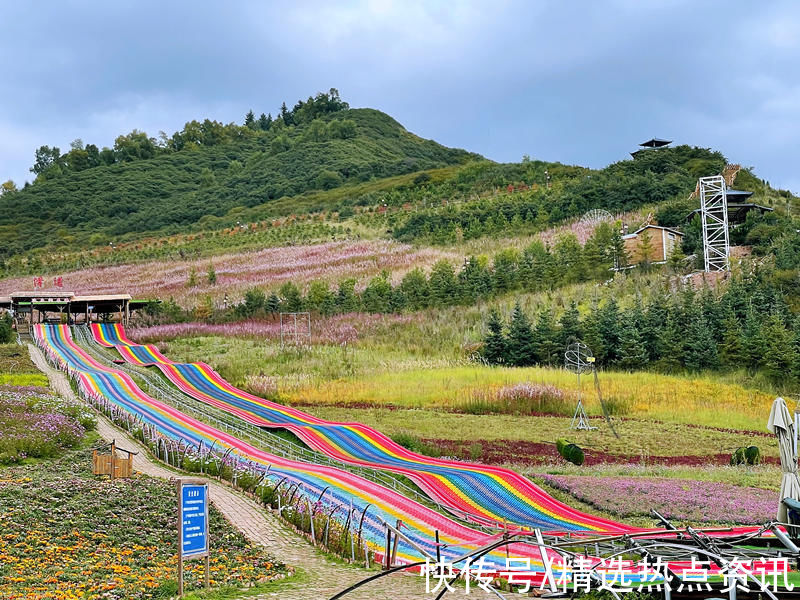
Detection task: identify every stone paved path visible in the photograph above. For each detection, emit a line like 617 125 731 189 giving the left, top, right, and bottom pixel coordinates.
28 344 502 600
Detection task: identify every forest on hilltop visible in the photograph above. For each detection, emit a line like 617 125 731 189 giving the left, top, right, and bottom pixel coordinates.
0 90 477 259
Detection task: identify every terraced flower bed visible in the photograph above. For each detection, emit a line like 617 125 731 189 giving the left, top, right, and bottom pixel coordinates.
0 444 289 599
538 474 777 525
0 387 95 464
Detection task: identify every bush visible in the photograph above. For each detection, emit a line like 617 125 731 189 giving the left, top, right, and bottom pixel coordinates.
745 445 761 465
731 446 760 466
390 432 442 457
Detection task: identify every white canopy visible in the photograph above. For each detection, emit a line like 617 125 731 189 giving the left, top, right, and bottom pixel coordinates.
767 397 800 522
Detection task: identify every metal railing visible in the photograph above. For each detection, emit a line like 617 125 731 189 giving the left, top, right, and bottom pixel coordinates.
72 325 495 531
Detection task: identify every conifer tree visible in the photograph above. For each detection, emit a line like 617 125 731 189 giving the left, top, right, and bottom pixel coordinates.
683 315 719 371
206 262 217 285
719 312 745 367
636 229 653 271
244 109 255 128
428 260 458 307
336 278 360 313
762 313 795 382
507 303 536 366
598 299 622 364
491 249 519 294
582 305 606 365
362 272 392 313
610 223 629 270
266 293 281 315
279 281 303 312
617 313 648 370
742 308 766 371
483 309 508 364
457 256 492 304
655 314 683 372
532 309 560 365
399 267 430 310
258 112 271 131
558 301 582 348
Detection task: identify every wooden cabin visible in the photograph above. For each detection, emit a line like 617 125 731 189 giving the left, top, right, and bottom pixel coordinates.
622 225 684 265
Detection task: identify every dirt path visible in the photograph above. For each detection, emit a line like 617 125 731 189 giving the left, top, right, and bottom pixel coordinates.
28 344 499 600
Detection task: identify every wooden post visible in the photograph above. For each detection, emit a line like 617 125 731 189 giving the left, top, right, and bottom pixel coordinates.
204 555 210 589
384 527 392 570
390 519 401 567
110 440 116 481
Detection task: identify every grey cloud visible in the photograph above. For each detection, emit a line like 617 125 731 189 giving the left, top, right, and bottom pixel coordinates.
1 0 798 193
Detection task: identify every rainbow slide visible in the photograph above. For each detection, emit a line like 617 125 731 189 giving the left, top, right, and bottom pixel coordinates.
92 323 637 534
35 323 574 577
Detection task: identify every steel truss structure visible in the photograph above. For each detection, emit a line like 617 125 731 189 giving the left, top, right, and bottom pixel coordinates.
700 175 730 272
280 311 311 347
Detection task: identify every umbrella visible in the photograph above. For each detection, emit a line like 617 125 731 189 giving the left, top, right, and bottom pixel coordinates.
767 397 800 522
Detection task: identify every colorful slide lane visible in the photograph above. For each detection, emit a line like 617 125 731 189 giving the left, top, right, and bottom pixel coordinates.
92 323 638 534
35 323 581 579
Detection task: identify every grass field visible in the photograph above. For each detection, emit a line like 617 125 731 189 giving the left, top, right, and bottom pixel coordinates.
160 334 779 432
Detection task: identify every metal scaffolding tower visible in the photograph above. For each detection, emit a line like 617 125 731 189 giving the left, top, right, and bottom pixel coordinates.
699 175 730 272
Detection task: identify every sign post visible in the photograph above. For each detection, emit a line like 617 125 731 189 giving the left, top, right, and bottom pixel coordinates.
177 478 210 596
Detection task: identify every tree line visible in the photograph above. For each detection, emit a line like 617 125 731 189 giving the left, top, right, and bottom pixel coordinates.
392 146 726 244
24 89 349 182
482 272 800 382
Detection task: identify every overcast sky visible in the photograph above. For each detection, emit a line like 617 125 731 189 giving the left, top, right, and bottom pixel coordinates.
2 0 798 192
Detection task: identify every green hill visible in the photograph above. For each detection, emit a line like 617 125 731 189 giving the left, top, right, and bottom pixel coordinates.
0 105 478 259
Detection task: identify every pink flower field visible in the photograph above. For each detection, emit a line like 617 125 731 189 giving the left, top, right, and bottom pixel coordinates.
0 241 457 307
129 312 420 346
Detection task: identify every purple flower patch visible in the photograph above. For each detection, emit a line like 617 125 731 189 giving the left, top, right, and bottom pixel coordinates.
539 474 777 525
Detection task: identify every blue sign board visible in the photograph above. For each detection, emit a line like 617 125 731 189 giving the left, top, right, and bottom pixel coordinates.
180 483 209 558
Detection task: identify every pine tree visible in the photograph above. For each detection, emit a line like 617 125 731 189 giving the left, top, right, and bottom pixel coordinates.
507 303 536 366
532 309 560 365
280 101 292 125
258 112 271 131
266 293 281 315
667 244 686 273
279 281 303 312
654 314 683 372
617 314 648 370
644 291 669 361
598 299 622 364
558 301 582 348
636 229 653 271
683 315 719 371
491 249 519 294
399 268 430 310
483 309 508 364
206 262 217 285
457 256 492 304
719 312 745 367
244 109 255 128
762 313 795 383
582 305 606 365
362 272 392 313
428 260 458 307
742 308 766 371
336 278 360 313
610 223 629 270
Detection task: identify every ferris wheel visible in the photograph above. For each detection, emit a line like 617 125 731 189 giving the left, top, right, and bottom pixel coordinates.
580 209 614 225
